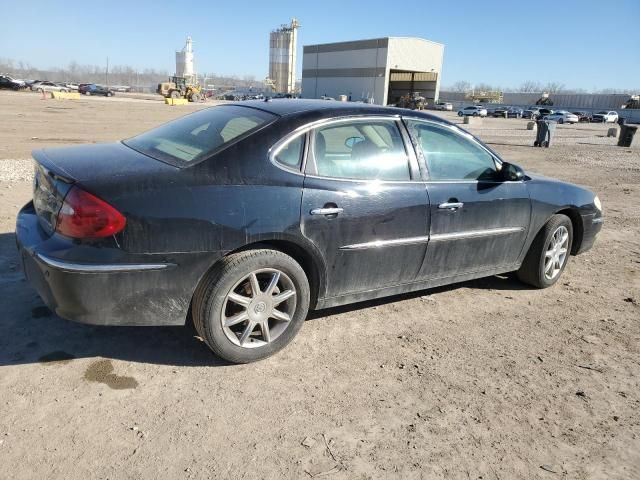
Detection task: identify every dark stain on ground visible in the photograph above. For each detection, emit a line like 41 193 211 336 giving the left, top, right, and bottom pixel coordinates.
39 351 76 363
84 359 139 390
31 306 52 318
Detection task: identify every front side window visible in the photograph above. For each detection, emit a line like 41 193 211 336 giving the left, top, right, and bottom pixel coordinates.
311 120 410 181
407 121 497 181
124 106 276 165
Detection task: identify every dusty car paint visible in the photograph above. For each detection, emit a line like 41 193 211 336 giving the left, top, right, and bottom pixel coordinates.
16 100 602 326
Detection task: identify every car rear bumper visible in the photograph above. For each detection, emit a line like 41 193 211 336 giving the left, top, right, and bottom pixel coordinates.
16 202 209 326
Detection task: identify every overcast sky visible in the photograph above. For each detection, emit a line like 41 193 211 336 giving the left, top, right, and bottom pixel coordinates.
2 0 639 90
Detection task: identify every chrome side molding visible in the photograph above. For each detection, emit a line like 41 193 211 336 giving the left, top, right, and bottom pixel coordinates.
430 226 525 241
340 236 430 250
339 227 525 250
36 253 174 273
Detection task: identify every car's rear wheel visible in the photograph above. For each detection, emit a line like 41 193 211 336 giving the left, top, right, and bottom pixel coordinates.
558 118 564 124
192 249 310 363
106 92 112 97
517 214 573 288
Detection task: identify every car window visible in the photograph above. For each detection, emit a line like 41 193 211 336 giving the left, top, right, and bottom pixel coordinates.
274 134 304 169
312 120 410 181
124 106 276 166
407 121 497 181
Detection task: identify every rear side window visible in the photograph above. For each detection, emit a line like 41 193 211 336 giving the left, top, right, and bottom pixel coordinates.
311 120 410 181
274 134 304 169
124 106 276 165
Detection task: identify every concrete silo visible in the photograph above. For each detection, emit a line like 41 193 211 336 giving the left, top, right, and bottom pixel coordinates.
269 19 299 94
176 36 195 79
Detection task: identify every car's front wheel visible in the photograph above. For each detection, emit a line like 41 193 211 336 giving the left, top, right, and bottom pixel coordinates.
192 249 310 363
517 214 573 288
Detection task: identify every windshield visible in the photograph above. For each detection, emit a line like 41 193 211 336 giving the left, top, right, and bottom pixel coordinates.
124 106 276 165
596 111 607 114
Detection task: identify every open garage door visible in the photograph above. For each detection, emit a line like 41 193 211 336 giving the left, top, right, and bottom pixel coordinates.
387 71 438 106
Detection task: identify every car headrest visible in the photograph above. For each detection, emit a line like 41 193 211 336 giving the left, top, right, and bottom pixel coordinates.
351 139 379 160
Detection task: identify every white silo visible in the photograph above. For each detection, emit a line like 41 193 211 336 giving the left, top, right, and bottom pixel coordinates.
176 36 195 79
269 19 300 94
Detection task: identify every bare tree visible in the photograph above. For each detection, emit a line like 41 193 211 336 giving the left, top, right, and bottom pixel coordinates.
519 80 542 93
473 82 498 92
543 82 565 93
449 80 471 92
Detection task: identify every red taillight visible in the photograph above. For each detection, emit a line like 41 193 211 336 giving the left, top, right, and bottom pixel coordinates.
56 186 126 239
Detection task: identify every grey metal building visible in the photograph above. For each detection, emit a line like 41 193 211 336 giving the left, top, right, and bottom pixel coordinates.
301 37 444 105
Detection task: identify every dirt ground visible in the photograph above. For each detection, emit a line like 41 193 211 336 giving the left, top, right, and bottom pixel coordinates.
0 90 638 480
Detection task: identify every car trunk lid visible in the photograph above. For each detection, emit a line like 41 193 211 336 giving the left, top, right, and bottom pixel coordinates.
31 143 179 237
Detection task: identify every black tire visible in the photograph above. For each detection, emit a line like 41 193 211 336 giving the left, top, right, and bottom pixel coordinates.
458 112 463 117
190 93 201 102
473 112 478 117
106 92 112 97
192 249 310 363
517 214 573 288
170 90 180 99
558 118 564 124
85 91 91 96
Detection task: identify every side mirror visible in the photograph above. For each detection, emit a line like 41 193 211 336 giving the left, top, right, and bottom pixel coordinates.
500 162 525 181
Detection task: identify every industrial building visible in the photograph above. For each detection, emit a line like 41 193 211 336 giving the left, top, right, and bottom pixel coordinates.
175 36 195 79
301 37 444 105
268 19 300 94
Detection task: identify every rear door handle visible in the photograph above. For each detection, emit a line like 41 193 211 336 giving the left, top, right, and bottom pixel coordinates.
310 207 344 216
438 202 464 211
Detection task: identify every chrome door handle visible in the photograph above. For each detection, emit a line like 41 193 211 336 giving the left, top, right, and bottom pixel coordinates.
310 207 343 216
438 202 464 210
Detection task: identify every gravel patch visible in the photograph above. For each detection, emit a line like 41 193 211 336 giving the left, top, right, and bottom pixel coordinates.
0 159 34 184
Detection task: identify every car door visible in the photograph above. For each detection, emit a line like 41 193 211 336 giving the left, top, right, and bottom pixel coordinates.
300 117 430 299
404 119 531 279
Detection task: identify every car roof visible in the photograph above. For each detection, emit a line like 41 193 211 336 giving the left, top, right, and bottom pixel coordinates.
234 99 444 122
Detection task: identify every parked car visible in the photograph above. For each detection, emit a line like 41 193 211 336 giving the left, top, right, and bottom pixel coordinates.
29 80 47 91
492 106 524 118
572 111 591 123
0 75 25 90
523 107 555 120
33 81 70 93
543 110 579 124
16 100 603 363
65 83 79 91
78 84 115 96
458 105 487 117
434 102 453 111
591 111 618 123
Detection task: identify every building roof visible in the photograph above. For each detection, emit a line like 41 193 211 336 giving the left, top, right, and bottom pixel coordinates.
303 36 444 53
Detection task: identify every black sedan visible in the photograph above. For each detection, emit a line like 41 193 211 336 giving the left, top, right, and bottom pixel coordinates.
16 100 603 363
79 84 115 96
572 111 592 123
492 106 524 118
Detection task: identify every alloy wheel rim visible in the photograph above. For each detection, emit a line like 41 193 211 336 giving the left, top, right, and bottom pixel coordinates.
221 268 297 348
544 226 569 280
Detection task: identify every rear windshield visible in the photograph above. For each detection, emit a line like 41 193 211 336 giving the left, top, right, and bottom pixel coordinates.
123 105 276 165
